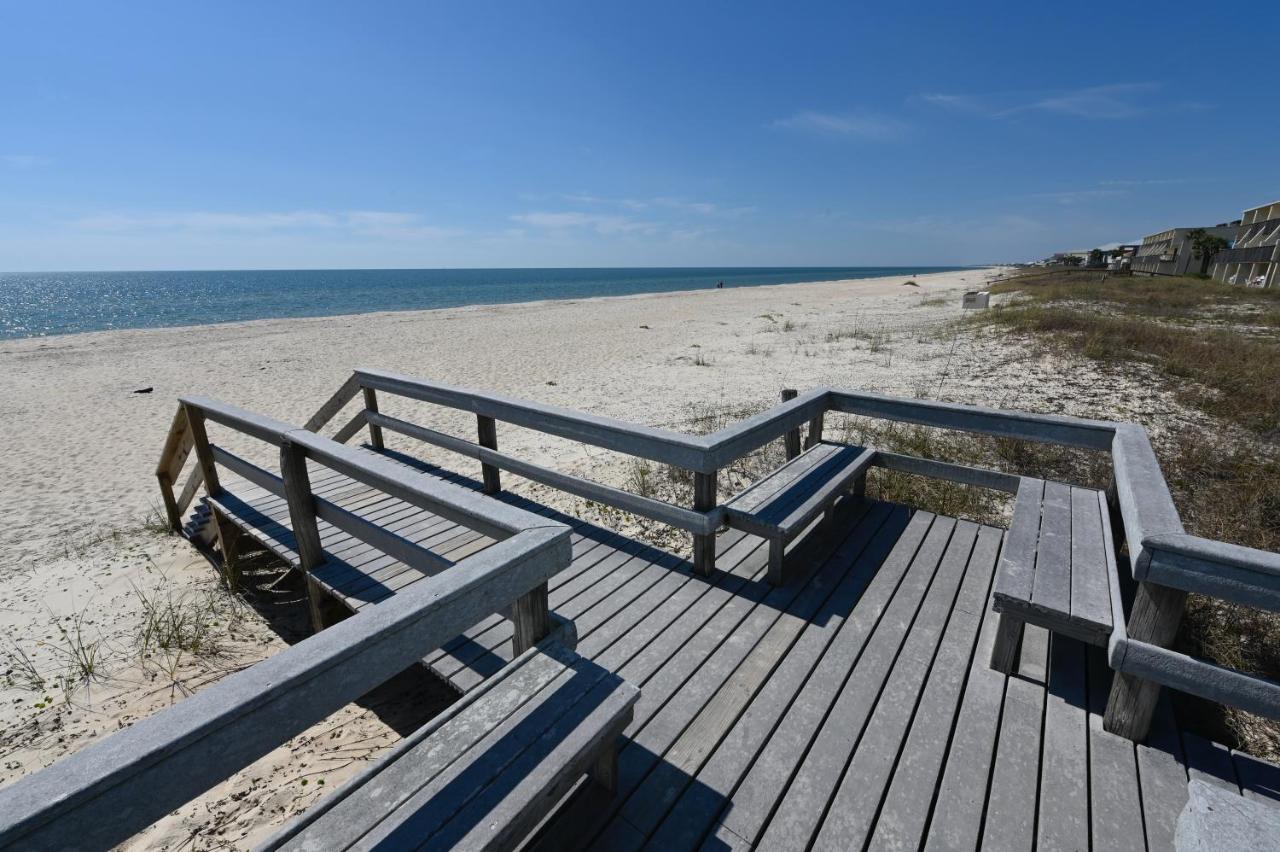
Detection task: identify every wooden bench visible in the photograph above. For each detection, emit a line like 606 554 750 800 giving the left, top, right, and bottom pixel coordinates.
265 638 637 852
989 478 1116 672
723 441 876 584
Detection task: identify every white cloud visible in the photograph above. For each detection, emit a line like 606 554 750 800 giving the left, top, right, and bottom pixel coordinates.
772 110 907 140
2 154 50 169
1026 188 1130 205
920 83 1184 121
510 211 652 235
69 209 464 242
561 194 754 217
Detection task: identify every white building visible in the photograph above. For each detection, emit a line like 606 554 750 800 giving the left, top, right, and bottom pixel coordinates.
1211 200 1280 288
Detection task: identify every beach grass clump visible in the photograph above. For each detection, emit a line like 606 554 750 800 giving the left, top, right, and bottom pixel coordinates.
134 578 243 661
981 270 1280 438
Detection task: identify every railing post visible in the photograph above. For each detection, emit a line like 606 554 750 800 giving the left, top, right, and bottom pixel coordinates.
1104 581 1187 740
185 405 221 497
781 388 801 460
693 470 717 576
511 582 551 655
362 387 385 450
477 415 502 494
280 438 333 631
805 411 825 451
157 473 182 532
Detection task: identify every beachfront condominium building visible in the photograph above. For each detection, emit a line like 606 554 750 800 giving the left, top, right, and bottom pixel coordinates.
1132 224 1240 277
1211 200 1280 288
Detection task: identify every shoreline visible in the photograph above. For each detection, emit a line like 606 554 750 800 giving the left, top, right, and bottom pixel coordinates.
0 266 988 346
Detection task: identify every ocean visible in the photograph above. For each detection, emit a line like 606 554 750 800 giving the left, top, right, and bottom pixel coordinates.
0 266 968 340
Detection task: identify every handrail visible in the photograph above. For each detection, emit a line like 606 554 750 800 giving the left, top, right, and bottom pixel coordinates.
355 368 711 471
827 389 1116 450
366 409 721 535
0 526 571 850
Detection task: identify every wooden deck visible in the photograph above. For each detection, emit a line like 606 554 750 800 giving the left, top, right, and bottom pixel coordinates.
202 450 1280 852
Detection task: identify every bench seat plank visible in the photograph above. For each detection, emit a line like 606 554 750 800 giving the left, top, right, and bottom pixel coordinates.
991 479 1113 670
723 441 875 584
267 639 637 852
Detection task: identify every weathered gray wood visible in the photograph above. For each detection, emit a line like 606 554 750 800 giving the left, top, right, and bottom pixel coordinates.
693 471 717 576
829 388 1116 449
303 373 360 433
981 622 1048 850
804 411 824 450
1113 639 1280 721
1070 484 1112 630
1138 695 1191 851
1231 749 1280 803
331 409 367 444
988 609 1024 674
650 506 914 851
753 517 959 849
356 367 712 471
269 640 637 852
813 522 990 850
715 511 940 848
0 526 570 851
157 472 182 532
992 477 1044 603
361 386 384 450
1181 731 1240 792
428 677 635 851
625 504 900 838
869 525 1002 851
210 445 284 497
184 404 222 497
511 582 551 656
156 403 193 482
476 413 502 494
1105 581 1188 740
279 440 325 572
1087 647 1146 850
871 450 1021 493
1036 635 1089 852
541 503 866 850
1031 481 1072 615
781 388 801 460
1143 533 1280 611
924 539 1011 851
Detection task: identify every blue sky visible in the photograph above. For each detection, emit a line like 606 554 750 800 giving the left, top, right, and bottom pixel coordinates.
1 1 1276 270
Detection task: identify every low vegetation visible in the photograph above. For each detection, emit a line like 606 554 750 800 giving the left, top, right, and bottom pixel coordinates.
978 268 1280 756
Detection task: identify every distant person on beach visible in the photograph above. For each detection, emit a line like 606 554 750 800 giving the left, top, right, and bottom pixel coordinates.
717 280 724 288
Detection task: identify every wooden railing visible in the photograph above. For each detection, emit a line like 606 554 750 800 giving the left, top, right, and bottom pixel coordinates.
0 514 570 850
155 371 1280 741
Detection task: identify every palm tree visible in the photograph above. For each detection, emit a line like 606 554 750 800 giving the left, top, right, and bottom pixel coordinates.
1187 228 1230 275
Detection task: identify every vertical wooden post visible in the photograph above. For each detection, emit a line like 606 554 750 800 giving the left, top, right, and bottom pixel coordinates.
511 582 551 655
280 438 330 631
185 406 221 497
477 415 502 494
804 412 825 450
362 387 385 450
157 473 182 532
693 470 717 576
781 389 801 461
1105 582 1187 740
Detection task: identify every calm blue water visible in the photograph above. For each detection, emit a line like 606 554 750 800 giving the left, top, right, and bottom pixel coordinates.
0 267 968 339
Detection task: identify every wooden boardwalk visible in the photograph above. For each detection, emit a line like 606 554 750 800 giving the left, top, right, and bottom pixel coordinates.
204 451 1280 851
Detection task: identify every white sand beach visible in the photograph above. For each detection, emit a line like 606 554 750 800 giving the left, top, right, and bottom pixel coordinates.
0 267 1201 848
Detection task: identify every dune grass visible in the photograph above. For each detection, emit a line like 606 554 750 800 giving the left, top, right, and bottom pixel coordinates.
980 268 1280 756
